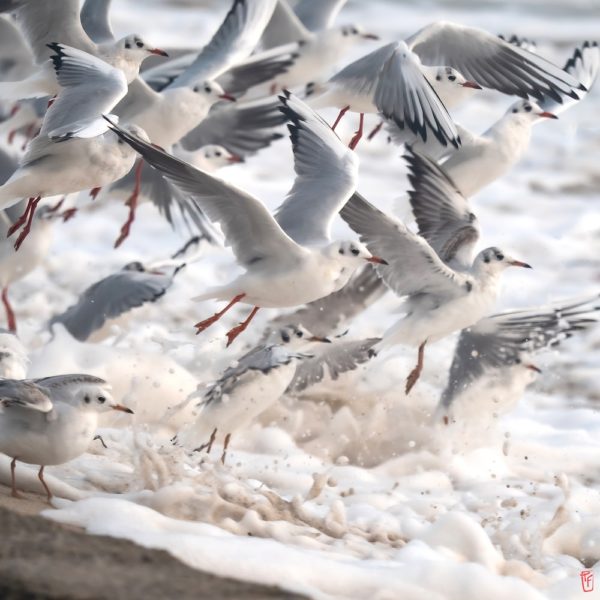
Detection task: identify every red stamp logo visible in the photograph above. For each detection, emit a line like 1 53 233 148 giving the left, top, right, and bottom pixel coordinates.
581 570 594 593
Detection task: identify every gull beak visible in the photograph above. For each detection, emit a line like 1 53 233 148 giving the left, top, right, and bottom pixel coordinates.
461 81 482 90
362 33 380 40
308 335 332 343
525 363 542 373
219 93 237 102
227 154 245 164
112 404 134 414
148 48 169 57
508 259 532 269
538 111 558 119
366 256 388 265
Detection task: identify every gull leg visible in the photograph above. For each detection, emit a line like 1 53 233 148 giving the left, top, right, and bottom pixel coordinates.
93 434 108 449
6 104 20 144
12 196 41 251
405 340 427 395
193 428 218 454
10 457 22 498
7 196 37 237
1 287 16 333
38 466 53 502
221 433 231 465
89 187 101 200
367 120 383 141
348 112 364 150
114 160 143 248
195 293 246 334
225 306 260 347
331 105 350 131
20 123 39 151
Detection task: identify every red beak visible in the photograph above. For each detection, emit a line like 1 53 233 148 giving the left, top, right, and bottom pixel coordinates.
227 154 244 164
308 335 332 343
149 48 169 57
462 81 482 90
525 363 542 373
362 33 380 40
509 260 532 269
538 111 558 119
112 404 134 414
366 256 388 265
219 93 236 102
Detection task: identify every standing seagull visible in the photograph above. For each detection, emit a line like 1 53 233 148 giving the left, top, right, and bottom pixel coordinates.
104 91 386 346
340 149 532 393
0 374 133 500
309 20 585 149
0 0 167 99
438 295 600 422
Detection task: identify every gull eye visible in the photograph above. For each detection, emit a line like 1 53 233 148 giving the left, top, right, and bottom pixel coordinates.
351 28 358 34
136 41 144 48
204 85 211 93
524 104 532 112
448 75 456 82
84 395 91 404
98 396 106 404
215 151 221 157
496 253 504 261
296 330 303 338
351 248 360 256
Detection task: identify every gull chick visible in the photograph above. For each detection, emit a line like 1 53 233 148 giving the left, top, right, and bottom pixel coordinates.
0 374 133 501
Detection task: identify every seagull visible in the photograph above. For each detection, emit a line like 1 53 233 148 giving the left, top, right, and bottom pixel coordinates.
340 149 532 394
1 202 56 332
0 0 167 99
49 261 184 343
175 324 327 462
0 44 149 248
104 91 386 346
0 374 133 500
437 295 600 423
174 145 244 173
0 329 28 379
309 20 585 149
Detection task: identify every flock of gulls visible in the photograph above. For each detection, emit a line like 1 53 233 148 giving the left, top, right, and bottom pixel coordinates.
0 0 598 501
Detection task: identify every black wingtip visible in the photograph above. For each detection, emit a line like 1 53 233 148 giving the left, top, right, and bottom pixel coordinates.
47 42 66 73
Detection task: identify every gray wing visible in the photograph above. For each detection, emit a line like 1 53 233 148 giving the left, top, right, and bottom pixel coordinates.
287 337 379 394
294 0 346 31
405 148 479 269
33 374 107 389
8 0 96 64
540 41 599 114
260 0 309 50
204 344 295 405
440 295 600 408
110 163 221 242
50 268 175 342
106 118 308 269
41 43 127 139
80 0 114 44
168 0 277 88
340 191 470 301
407 21 586 104
265 264 387 337
274 90 358 246
180 96 287 156
0 378 53 412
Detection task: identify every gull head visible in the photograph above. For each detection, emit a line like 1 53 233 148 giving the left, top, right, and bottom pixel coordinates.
333 24 380 43
192 81 236 104
475 247 532 273
198 144 244 170
432 66 482 93
118 34 168 61
506 99 558 122
275 325 331 347
328 240 388 266
75 385 134 415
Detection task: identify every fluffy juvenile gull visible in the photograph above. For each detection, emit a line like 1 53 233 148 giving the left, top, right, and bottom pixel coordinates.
0 374 133 500
104 91 386 346
340 149 532 393
437 295 600 423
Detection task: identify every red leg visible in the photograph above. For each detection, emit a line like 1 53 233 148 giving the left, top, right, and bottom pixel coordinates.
331 105 350 131
20 123 38 151
114 160 143 248
46 197 65 213
405 340 427 395
38 466 53 502
221 433 231 465
348 113 364 150
13 196 41 251
225 306 260 347
7 196 37 237
2 287 16 333
89 187 101 200
367 120 383 141
195 293 246 334
60 208 77 222
10 457 22 499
